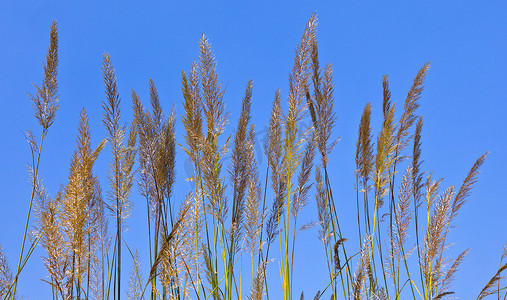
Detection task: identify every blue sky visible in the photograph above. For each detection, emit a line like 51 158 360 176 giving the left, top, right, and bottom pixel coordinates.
1 1 506 298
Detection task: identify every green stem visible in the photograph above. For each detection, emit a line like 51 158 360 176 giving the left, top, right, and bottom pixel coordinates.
12 132 45 299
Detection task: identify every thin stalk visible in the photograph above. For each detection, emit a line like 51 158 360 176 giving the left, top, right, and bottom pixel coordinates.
259 164 271 300
258 164 270 264
105 233 118 300
414 191 424 297
283 147 293 300
324 167 352 290
323 170 347 299
12 132 45 299
376 198 389 295
117 209 121 300
356 175 362 249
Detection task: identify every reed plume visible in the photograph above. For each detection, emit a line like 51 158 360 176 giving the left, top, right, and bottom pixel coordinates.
393 62 430 164
387 63 429 297
315 167 327 245
180 192 204 297
198 34 229 225
30 20 60 136
373 76 397 207
181 61 203 167
61 109 105 299
356 102 374 240
133 79 178 299
450 152 488 222
280 13 317 299
368 75 397 296
436 249 469 297
477 243 507 299
352 236 372 300
34 185 69 299
244 128 263 259
412 117 424 205
264 90 285 249
147 199 190 298
310 53 337 166
391 167 413 265
477 263 507 299
181 61 206 298
196 33 233 300
247 262 267 300
356 103 374 188
12 20 60 299
4 13 502 300
102 53 137 300
31 108 105 299
228 79 254 287
126 252 143 300
199 35 229 141
291 131 316 219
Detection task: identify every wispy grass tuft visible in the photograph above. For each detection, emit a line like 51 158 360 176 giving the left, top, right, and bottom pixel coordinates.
4 13 502 300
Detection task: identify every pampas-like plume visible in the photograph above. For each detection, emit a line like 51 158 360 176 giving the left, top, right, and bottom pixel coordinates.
198 34 230 224
30 20 59 135
90 190 110 300
425 153 488 298
282 13 317 183
264 90 285 247
394 62 430 162
12 21 60 299
373 76 397 206
134 81 177 207
229 79 254 256
102 53 136 229
315 167 328 244
60 109 105 299
438 249 469 296
412 117 424 207
127 252 143 300
311 61 337 166
450 152 488 222
265 179 287 247
368 76 398 297
280 14 317 298
244 128 262 257
392 167 413 261
181 61 203 166
181 60 206 298
265 90 283 182
133 78 179 298
180 192 204 295
477 263 507 299
199 34 229 141
147 200 190 288
352 235 372 300
102 53 136 300
424 174 443 214
423 186 454 296
34 188 69 299
356 102 374 243
356 103 374 186
247 262 267 300
291 131 316 218
159 211 189 298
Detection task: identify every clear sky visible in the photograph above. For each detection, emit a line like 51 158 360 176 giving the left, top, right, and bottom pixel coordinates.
1 1 506 299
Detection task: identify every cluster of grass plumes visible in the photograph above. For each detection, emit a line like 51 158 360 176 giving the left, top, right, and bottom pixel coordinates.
2 14 507 300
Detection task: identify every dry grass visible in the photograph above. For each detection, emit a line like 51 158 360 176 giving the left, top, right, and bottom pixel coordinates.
2 14 504 300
